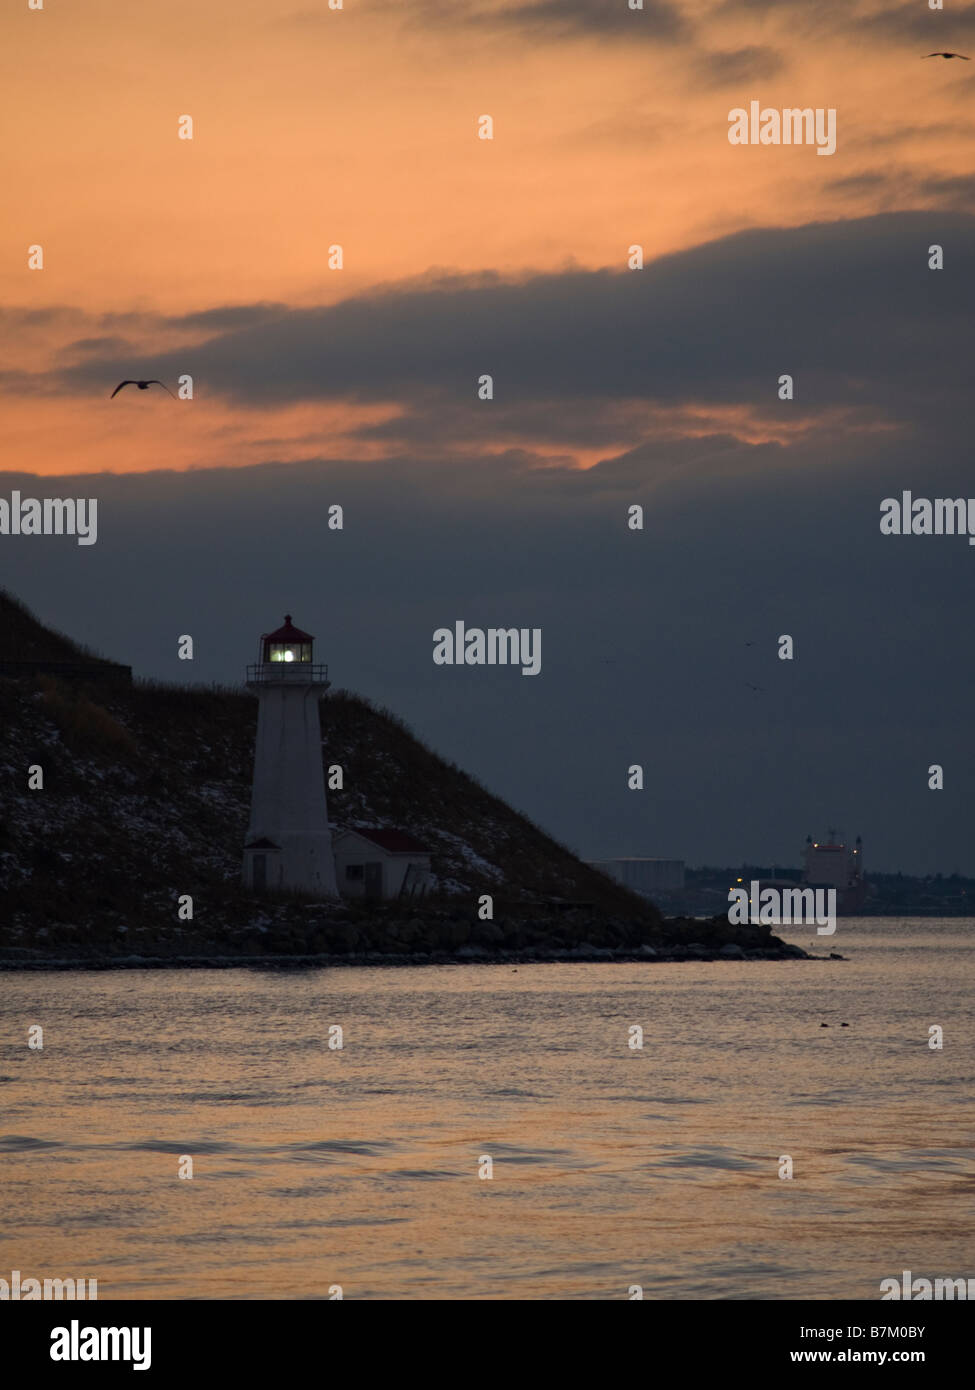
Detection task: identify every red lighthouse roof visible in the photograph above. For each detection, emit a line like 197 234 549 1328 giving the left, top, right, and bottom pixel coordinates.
265 614 314 643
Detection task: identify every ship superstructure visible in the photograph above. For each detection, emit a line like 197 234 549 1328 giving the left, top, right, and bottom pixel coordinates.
802 829 864 912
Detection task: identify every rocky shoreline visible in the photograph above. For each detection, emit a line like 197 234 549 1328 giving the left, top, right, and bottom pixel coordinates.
0 910 833 970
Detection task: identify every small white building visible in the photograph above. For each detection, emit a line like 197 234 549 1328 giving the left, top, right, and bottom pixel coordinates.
332 828 433 901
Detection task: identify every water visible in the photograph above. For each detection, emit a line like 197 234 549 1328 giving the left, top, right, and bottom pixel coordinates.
1 919 972 1300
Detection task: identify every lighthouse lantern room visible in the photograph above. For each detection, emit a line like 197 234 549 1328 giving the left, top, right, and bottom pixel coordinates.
263 615 313 665
242 614 338 897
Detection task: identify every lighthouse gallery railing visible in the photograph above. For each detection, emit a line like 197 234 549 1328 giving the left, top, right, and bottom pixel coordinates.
246 663 329 684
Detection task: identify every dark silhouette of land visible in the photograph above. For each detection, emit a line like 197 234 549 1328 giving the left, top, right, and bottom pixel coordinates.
0 591 812 968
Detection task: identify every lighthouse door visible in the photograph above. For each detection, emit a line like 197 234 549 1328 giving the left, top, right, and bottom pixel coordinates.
253 854 267 891
364 861 383 900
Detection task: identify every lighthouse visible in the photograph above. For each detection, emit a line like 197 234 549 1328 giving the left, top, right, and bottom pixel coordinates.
242 615 338 897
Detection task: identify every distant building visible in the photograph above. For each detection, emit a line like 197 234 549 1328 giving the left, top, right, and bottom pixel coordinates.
586 858 685 896
333 828 433 901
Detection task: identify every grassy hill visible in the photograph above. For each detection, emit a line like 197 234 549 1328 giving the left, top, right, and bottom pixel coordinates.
0 590 104 663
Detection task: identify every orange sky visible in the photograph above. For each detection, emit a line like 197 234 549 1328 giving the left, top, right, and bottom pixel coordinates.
3 0 974 474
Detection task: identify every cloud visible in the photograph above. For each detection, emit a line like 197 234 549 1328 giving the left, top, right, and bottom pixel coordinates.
914 171 975 206
282 0 690 43
849 122 969 151
169 304 292 335
64 336 138 359
698 45 786 88
829 168 975 212
482 0 689 42
50 212 975 457
855 0 975 45
721 0 975 47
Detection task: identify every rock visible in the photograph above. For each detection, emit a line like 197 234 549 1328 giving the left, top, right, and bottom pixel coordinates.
532 935 562 954
389 919 424 946
471 921 504 945
444 920 471 948
332 924 362 952
638 944 657 957
719 943 745 959
456 944 488 959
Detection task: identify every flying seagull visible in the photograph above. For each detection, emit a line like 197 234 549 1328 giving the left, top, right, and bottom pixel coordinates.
110 379 178 399
922 51 970 60
745 682 764 692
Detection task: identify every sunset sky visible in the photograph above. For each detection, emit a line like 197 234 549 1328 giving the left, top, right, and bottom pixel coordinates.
3 0 975 872
5 0 975 473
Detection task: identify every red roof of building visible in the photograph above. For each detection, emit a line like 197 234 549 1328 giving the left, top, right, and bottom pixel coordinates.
265 614 314 643
348 828 432 854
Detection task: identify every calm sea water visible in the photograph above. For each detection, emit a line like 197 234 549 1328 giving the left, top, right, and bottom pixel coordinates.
1 919 972 1300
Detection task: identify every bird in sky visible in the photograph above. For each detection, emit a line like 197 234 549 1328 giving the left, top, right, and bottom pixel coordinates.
922 51 970 60
110 379 178 399
745 682 763 692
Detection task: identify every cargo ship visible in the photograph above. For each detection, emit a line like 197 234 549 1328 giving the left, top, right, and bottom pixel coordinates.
802 829 865 914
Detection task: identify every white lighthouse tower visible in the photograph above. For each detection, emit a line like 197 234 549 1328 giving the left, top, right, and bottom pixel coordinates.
242 615 338 897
